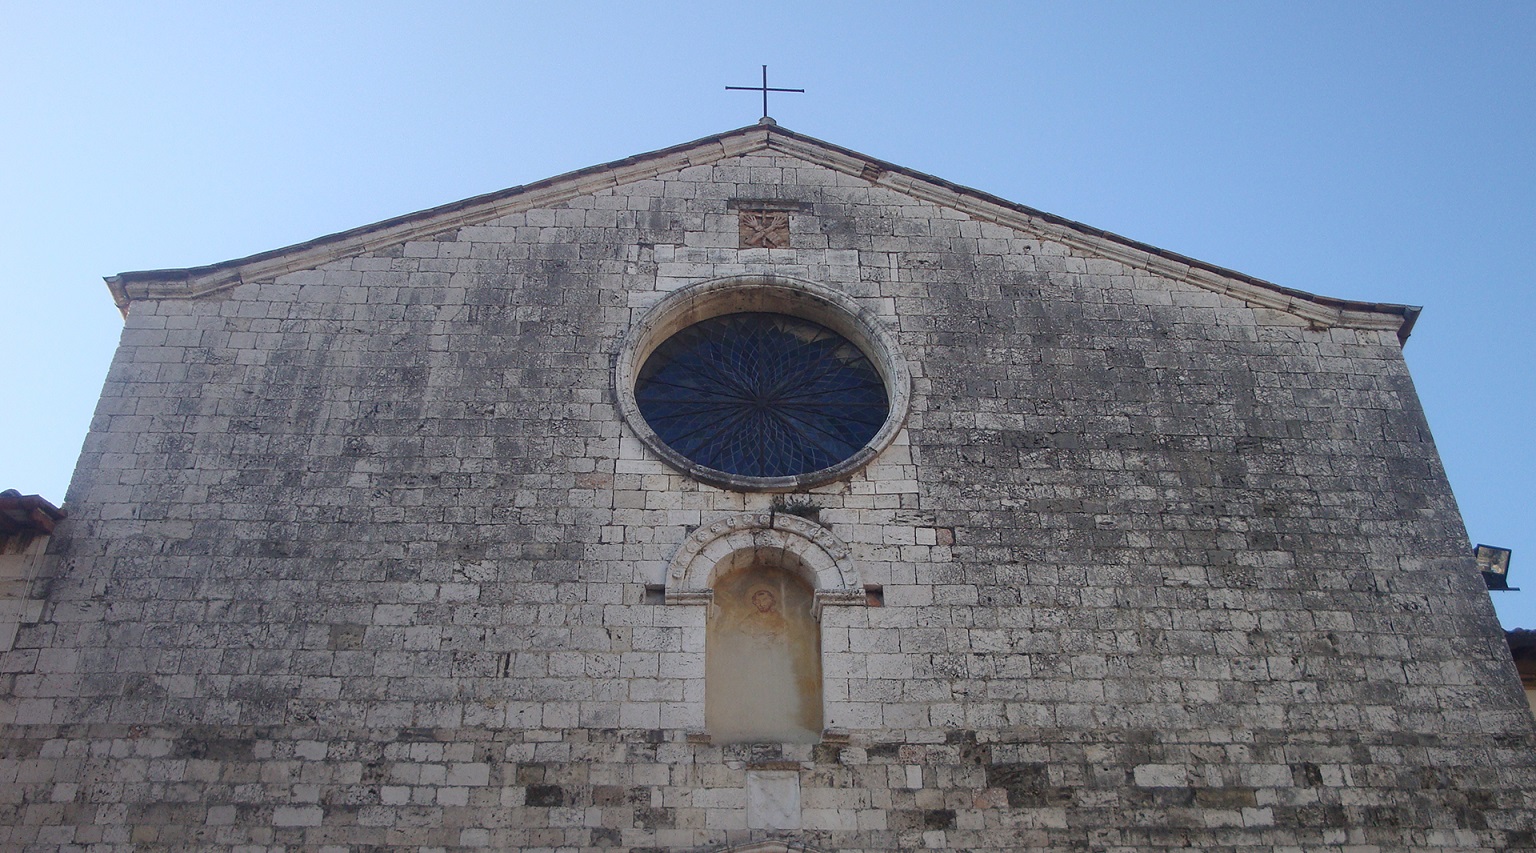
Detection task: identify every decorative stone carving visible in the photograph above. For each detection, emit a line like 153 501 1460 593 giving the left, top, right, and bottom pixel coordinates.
739 209 791 249
664 512 863 611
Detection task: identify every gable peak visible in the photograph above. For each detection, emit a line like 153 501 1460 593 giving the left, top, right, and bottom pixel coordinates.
103 122 1418 342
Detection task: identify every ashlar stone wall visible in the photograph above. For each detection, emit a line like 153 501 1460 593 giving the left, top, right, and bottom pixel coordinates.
1 129 1532 851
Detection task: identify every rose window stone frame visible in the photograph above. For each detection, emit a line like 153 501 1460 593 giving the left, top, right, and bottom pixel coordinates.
614 275 912 492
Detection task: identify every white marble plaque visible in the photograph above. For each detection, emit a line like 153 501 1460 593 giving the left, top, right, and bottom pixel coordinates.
746 770 801 830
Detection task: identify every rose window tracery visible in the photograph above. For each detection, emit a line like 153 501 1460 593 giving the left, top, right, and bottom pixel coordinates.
634 313 889 479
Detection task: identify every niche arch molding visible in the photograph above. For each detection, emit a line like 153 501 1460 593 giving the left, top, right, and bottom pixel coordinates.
721 843 824 853
664 512 865 615
614 274 912 491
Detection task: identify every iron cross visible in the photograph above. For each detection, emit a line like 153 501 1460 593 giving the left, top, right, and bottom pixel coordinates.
726 65 805 119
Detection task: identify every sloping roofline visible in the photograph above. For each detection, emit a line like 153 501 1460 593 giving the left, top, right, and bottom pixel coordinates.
0 490 67 536
106 121 1420 342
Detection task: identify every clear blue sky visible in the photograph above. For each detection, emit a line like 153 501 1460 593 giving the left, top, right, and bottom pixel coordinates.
3 2 1533 624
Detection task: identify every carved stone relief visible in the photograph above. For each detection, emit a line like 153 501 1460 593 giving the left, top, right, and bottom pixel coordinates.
739 209 791 249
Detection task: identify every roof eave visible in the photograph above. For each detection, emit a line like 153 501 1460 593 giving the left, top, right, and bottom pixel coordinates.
761 126 1423 343
105 122 1422 342
0 491 67 536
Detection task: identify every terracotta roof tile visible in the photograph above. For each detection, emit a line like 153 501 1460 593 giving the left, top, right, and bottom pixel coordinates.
0 490 66 535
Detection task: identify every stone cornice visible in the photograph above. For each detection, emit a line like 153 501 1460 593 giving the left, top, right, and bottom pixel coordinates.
105 127 772 313
104 123 1420 342
761 130 1420 343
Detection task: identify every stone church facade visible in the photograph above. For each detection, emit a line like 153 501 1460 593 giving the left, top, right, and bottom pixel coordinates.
2 121 1532 850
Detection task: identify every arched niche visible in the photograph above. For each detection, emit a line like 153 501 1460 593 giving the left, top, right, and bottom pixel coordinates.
664 513 865 744
708 561 821 743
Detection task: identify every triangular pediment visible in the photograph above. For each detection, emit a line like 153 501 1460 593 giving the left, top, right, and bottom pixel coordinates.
105 121 1418 340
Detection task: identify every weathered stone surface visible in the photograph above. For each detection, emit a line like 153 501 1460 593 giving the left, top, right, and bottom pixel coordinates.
747 769 801 829
1 125 1531 850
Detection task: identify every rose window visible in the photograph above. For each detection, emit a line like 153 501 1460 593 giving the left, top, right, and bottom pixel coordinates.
634 313 889 479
